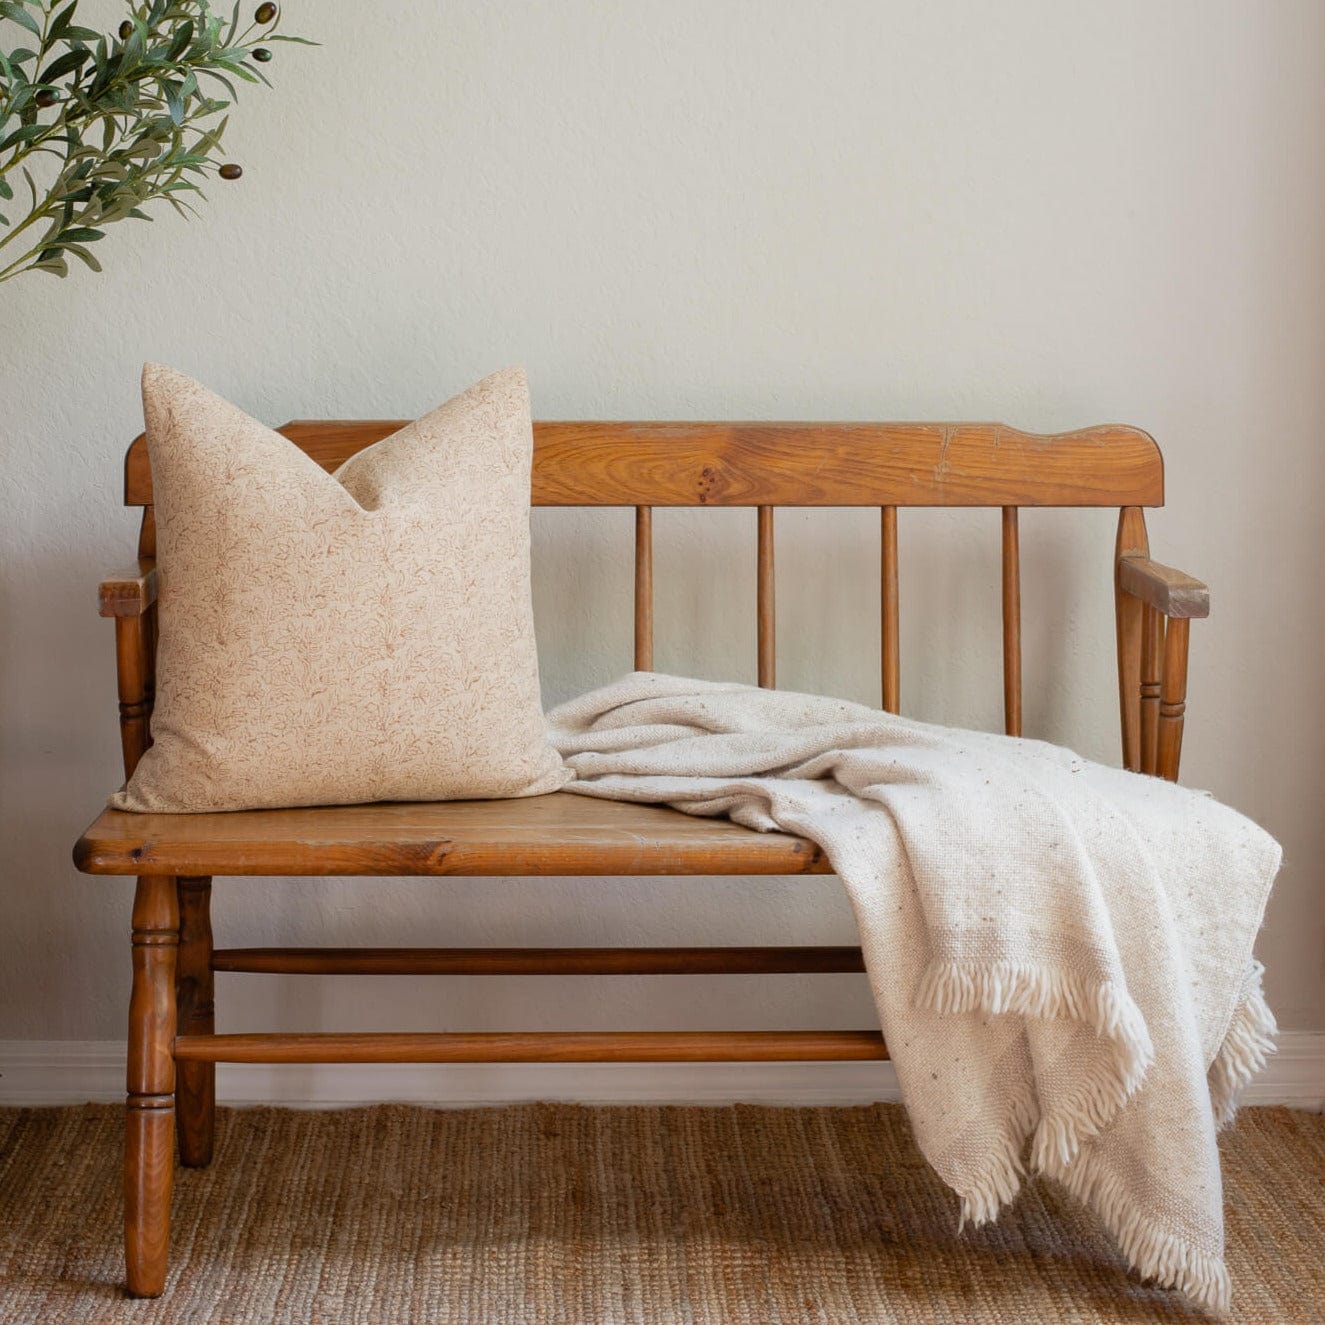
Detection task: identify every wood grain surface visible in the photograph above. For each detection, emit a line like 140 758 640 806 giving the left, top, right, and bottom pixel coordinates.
76 793 830 877
125 419 1165 508
171 1030 889 1064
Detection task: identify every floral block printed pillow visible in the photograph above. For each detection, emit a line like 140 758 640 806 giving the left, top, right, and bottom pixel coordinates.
113 364 568 812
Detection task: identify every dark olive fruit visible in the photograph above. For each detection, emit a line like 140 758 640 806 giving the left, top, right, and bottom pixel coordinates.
255 2 278 22
119 19 132 39
34 88 59 108
218 163 243 180
252 46 272 62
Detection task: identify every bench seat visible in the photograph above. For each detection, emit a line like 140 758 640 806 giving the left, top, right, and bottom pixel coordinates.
74 791 830 878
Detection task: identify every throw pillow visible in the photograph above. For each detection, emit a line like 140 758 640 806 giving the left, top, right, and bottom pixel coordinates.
112 364 568 812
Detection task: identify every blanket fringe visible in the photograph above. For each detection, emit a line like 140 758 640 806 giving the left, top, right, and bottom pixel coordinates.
915 961 1149 1044
1030 1046 1148 1173
1208 961 1277 1130
1042 1143 1232 1316
927 956 1272 1314
917 961 1154 1170
957 1081 1039 1229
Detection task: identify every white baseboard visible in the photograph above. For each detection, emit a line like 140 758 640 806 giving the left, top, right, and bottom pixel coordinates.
2 1034 1322 1110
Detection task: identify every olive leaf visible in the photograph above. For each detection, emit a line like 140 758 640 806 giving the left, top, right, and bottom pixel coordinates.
0 1 314 283
0 4 42 40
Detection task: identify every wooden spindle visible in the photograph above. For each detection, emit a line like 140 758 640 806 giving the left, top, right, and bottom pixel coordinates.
115 614 152 778
125 875 178 1297
145 603 157 745
1114 506 1150 771
634 506 653 672
211 945 868 975
881 507 899 713
137 505 157 560
172 1029 888 1064
1001 507 1022 737
1156 617 1190 781
1140 603 1163 775
757 505 775 688
175 877 215 1169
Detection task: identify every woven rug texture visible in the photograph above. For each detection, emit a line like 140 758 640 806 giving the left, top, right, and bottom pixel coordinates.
0 1102 1321 1324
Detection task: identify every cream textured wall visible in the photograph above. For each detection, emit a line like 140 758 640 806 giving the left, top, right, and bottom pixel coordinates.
2 2 1323 1061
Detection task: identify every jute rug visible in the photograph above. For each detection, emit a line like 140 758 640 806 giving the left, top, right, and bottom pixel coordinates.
0 1103 1321 1324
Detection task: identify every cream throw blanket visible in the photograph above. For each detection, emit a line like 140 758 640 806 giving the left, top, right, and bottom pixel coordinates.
546 673 1281 1315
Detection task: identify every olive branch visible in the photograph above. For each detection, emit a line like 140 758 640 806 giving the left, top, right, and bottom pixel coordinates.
0 0 313 283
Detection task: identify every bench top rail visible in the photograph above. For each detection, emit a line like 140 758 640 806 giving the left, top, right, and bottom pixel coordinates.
123 419 1164 509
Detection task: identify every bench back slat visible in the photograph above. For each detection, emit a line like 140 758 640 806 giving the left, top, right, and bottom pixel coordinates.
634 506 654 671
1140 603 1164 774
757 506 776 688
1001 507 1023 736
1113 506 1152 769
123 420 1164 509
881 507 900 712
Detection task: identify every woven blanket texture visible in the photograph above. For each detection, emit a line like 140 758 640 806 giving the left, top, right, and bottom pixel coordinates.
548 673 1283 1314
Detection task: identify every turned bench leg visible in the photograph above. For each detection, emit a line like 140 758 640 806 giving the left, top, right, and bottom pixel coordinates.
176 877 216 1168
126 875 178 1298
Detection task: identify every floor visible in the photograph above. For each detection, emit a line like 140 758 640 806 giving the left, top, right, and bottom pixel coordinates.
0 1102 1321 1323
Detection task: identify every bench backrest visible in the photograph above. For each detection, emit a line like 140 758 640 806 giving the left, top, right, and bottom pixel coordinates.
122 420 1164 740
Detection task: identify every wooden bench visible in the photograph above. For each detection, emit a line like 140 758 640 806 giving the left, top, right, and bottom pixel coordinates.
75 418 1209 1297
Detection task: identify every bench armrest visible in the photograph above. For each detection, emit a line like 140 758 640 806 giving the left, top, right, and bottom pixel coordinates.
1117 555 1209 619
1115 544 1207 783
99 562 158 618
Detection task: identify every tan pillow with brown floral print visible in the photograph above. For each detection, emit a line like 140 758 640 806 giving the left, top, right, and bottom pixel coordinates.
112 364 568 813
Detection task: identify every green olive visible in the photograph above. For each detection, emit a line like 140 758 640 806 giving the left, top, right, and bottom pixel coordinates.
218 163 243 181
119 20 132 39
255 3 278 22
